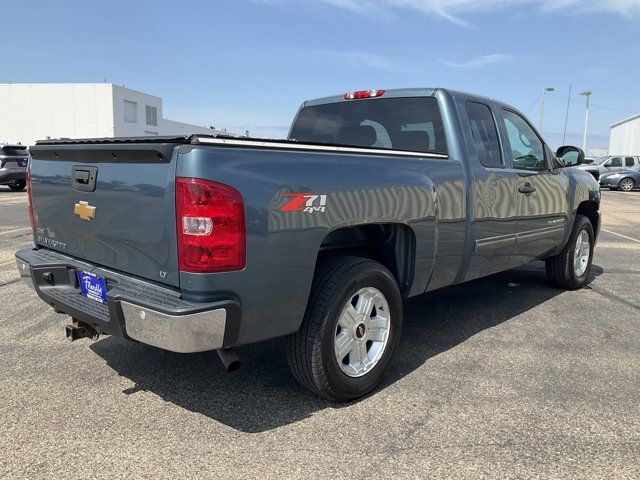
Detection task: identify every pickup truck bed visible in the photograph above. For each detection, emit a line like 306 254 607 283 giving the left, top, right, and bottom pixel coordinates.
16 87 601 400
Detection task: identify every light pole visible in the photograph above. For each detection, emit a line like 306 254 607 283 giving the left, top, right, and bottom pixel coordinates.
580 90 592 153
539 87 555 132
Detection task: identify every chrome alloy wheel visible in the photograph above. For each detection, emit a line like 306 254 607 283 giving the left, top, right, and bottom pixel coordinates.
620 178 635 192
334 287 391 378
574 230 591 277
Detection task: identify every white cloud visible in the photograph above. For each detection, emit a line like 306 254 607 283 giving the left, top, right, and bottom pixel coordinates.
440 53 513 68
308 48 418 73
581 67 614 75
257 0 640 26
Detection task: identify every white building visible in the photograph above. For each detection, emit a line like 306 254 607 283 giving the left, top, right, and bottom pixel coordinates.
609 113 640 156
0 83 225 146
589 147 609 158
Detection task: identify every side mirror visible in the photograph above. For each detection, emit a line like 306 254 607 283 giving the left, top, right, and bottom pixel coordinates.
556 145 585 167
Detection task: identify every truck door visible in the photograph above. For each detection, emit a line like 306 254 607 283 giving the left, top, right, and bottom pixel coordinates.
604 157 624 173
499 108 569 265
462 101 519 281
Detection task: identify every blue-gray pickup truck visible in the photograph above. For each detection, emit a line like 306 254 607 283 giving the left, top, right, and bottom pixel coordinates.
16 88 601 401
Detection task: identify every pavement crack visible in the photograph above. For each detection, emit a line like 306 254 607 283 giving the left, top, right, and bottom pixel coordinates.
0 278 20 288
587 284 640 311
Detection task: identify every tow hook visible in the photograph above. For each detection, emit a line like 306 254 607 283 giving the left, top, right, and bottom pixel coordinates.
65 318 99 342
217 348 241 373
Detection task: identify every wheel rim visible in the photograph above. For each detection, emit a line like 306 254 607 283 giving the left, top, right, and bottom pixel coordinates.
573 230 591 277
620 179 634 191
334 287 391 378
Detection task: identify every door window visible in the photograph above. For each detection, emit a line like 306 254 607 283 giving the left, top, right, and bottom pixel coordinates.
608 157 622 167
466 102 502 167
502 110 547 170
625 157 635 167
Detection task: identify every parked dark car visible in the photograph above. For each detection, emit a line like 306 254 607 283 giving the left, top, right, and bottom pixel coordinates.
0 144 28 191
16 88 600 401
599 163 640 191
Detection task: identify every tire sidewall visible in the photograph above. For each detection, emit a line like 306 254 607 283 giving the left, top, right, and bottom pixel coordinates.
8 180 26 191
319 266 402 400
620 179 634 192
564 217 595 288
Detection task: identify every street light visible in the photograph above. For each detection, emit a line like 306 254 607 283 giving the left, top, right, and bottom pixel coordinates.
539 87 555 132
580 90 592 153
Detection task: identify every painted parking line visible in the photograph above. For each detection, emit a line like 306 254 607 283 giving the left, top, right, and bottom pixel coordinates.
0 227 31 237
602 228 640 244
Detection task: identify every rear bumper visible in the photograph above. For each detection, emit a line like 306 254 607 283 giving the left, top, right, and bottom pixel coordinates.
0 166 26 184
15 248 240 353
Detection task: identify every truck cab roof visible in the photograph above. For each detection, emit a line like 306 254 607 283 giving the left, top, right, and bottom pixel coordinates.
302 87 500 108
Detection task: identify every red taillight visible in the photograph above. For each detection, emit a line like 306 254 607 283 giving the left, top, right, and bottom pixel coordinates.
176 177 245 273
343 89 385 100
26 166 35 231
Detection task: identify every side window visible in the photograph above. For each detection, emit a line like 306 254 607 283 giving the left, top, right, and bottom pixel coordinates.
124 100 137 123
625 157 635 167
609 157 622 167
465 102 502 168
502 109 547 171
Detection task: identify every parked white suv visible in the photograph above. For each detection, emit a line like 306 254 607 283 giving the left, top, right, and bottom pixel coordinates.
577 155 640 180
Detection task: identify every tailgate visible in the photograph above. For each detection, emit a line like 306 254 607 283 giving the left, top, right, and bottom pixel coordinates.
28 143 180 287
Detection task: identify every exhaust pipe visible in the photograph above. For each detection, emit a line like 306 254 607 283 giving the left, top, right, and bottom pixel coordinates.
217 348 241 372
66 318 99 341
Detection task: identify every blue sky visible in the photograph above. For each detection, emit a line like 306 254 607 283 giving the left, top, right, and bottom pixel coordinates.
2 0 640 152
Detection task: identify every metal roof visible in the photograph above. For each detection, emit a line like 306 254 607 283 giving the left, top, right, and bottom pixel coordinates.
611 112 640 129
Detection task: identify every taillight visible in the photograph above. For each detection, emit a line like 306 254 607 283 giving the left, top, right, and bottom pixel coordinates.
26 166 35 231
343 89 385 100
176 177 246 273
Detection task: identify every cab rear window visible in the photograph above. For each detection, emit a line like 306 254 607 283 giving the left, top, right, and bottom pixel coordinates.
290 97 447 155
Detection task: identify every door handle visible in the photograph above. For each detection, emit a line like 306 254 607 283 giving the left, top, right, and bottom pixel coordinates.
71 165 98 192
518 183 536 194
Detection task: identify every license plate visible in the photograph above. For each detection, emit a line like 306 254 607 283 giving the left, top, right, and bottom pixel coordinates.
77 270 108 304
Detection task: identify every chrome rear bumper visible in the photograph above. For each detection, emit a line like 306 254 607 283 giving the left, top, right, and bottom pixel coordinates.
15 249 238 353
120 301 226 353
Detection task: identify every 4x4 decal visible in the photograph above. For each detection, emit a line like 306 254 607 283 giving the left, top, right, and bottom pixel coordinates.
280 193 327 213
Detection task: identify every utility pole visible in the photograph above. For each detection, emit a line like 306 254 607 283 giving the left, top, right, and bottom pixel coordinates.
580 90 592 153
562 84 572 145
539 87 555 132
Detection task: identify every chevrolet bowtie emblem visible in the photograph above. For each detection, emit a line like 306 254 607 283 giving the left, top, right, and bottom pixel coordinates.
74 201 96 221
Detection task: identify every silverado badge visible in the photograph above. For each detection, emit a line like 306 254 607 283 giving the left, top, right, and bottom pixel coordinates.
74 201 96 221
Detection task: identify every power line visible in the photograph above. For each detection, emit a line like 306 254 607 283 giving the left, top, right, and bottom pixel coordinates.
524 96 540 114
548 92 637 115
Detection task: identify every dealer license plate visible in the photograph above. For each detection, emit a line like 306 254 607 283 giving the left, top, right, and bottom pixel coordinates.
77 270 108 304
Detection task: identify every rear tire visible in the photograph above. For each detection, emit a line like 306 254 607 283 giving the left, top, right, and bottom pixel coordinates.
286 256 402 402
8 180 26 191
545 215 594 290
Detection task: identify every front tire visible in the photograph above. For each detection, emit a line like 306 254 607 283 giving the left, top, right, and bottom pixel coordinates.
286 256 403 402
545 215 595 290
619 178 635 192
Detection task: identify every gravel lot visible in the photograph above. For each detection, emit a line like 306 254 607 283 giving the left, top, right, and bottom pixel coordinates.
0 187 638 479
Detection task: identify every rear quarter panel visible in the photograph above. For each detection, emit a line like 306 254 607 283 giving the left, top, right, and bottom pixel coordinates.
175 145 465 345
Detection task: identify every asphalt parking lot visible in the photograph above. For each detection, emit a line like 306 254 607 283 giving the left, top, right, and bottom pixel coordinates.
0 187 638 479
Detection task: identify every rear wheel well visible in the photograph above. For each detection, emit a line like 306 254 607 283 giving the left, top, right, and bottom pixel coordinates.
577 200 599 233
316 224 415 297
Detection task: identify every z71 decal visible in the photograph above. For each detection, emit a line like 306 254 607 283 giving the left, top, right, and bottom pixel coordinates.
280 193 327 213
